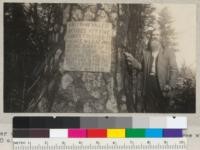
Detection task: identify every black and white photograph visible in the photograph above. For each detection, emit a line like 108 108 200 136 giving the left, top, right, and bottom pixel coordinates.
4 3 196 113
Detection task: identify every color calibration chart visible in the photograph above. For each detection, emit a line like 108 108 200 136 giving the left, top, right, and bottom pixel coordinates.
13 117 187 150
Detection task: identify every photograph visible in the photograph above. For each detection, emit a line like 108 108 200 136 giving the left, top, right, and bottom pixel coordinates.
4 3 196 113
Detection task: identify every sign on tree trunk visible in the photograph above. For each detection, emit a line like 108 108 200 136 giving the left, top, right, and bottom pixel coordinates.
64 21 112 72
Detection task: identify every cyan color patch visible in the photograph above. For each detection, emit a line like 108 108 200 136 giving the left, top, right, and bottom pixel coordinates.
145 129 163 137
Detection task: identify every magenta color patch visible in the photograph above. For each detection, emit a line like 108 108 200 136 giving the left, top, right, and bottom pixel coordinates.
68 129 87 138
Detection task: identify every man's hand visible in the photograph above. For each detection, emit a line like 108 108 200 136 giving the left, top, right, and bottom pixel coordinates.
163 84 176 110
163 85 173 98
124 52 141 70
163 84 172 92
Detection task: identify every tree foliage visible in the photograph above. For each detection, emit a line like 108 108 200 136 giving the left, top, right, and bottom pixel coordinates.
158 7 178 51
4 3 62 111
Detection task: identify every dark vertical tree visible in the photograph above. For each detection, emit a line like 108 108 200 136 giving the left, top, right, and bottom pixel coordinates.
123 4 156 112
4 3 29 111
4 3 61 111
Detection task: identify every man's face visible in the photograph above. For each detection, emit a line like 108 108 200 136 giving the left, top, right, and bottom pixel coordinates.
150 39 160 52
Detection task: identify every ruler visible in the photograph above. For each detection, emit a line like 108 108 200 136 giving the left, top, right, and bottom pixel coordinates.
13 138 187 150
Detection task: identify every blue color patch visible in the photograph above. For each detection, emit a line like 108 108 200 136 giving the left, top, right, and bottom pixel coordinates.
145 129 163 137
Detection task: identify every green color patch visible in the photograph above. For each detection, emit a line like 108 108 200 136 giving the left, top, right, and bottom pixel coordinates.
126 129 145 137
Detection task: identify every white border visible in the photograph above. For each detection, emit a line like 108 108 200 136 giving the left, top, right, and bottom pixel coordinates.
0 0 199 125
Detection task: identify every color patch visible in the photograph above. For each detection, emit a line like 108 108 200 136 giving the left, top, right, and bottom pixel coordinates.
97 117 116 128
107 129 125 138
145 129 163 137
114 117 132 128
166 117 187 129
50 129 68 138
163 129 183 137
29 129 49 138
149 117 167 128
68 129 87 138
126 129 145 137
87 129 107 138
80 117 98 128
13 129 29 138
132 117 149 128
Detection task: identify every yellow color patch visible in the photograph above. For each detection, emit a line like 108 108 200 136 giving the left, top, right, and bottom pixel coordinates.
107 129 125 138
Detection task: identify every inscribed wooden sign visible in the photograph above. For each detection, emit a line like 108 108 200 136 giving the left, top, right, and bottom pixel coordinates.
64 21 112 72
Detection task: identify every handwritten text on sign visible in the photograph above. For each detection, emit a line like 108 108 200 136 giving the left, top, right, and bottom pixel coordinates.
64 22 112 72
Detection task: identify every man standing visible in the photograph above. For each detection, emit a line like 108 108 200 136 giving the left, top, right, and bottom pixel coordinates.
125 37 178 113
